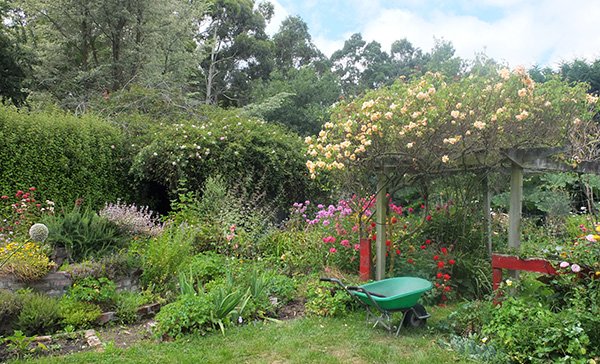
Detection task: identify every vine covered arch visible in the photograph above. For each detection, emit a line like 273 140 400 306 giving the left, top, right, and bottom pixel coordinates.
307 65 600 280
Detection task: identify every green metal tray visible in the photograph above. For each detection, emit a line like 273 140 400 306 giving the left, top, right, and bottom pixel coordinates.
352 277 433 311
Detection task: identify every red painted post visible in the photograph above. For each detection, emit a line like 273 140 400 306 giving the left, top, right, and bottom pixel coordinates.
360 238 371 282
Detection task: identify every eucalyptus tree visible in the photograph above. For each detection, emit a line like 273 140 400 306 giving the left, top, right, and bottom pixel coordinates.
248 15 340 136
330 33 394 97
195 0 274 106
0 0 28 105
18 0 201 108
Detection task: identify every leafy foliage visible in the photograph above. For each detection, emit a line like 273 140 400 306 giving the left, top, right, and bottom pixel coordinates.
0 105 131 209
130 107 316 211
43 205 128 262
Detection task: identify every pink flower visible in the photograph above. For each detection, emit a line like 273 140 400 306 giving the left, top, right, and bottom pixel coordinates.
571 264 581 273
408 208 414 213
559 261 569 269
29 187 35 191
1 196 7 199
354 244 360 251
330 248 337 253
586 234 597 242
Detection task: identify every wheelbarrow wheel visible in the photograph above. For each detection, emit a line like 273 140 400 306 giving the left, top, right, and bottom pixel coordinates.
404 304 427 328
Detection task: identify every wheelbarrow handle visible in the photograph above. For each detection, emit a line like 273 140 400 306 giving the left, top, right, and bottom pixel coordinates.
346 286 387 298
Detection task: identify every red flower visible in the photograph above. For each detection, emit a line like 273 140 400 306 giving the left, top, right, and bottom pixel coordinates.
395 249 401 255
449 259 455 265
443 274 450 280
444 286 450 292
437 273 443 278
408 259 414 263
436 283 440 287
426 215 432 221
436 206 440 210
385 240 391 247
441 247 448 255
391 217 398 224
420 245 426 250
371 222 376 228
433 255 439 261
442 296 447 301
372 234 376 241
29 187 35 191
425 239 431 244
438 261 445 268
1 196 7 199
403 225 407 229
421 205 425 209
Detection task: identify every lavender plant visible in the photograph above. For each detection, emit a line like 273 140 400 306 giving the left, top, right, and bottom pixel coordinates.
99 199 162 237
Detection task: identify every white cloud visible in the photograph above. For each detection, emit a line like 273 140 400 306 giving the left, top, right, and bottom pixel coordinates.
264 0 290 36
269 0 600 69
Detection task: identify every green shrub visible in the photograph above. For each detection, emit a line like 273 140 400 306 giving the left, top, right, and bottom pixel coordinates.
59 297 102 328
129 107 318 211
0 289 28 335
153 294 213 339
67 276 117 310
0 105 131 209
304 279 353 317
265 274 297 305
186 251 228 284
140 224 194 293
16 292 61 335
114 291 147 324
42 205 128 262
482 297 593 363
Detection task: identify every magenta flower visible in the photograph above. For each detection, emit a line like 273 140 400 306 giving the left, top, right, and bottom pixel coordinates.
571 264 581 273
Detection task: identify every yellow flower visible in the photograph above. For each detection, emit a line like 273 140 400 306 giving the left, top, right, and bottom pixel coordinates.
595 225 600 233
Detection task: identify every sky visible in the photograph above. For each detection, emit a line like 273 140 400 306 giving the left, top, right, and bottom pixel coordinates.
264 0 600 70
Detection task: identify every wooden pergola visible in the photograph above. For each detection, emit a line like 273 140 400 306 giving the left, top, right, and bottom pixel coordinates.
371 146 600 281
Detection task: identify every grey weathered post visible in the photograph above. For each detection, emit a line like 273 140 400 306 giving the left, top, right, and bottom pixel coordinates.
375 172 388 281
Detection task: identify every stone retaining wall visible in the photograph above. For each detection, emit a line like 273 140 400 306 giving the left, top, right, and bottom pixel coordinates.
0 271 140 297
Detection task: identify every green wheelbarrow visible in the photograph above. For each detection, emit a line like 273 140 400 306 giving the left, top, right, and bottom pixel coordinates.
319 277 433 336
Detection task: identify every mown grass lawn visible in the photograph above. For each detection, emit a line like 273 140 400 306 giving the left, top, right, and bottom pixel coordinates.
22 307 475 364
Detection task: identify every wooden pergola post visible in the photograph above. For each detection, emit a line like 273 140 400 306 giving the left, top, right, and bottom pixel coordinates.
482 173 493 257
375 172 388 281
507 161 523 282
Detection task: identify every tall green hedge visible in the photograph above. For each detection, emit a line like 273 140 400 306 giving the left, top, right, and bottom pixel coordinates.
0 105 130 208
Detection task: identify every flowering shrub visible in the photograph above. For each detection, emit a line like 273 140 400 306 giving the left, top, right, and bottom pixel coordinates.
291 194 466 303
0 188 54 238
99 199 162 237
130 107 318 210
306 66 598 183
0 240 51 281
